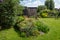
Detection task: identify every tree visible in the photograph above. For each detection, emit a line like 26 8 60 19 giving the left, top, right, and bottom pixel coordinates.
37 5 47 13
45 0 55 10
58 8 60 16
50 0 55 10
37 5 47 17
45 0 50 9
16 5 24 16
0 0 23 29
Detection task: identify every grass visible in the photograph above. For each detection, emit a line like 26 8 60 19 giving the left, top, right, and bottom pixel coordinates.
0 18 60 40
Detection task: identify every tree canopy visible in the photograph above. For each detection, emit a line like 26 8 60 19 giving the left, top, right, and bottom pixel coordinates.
45 0 55 10
0 0 24 28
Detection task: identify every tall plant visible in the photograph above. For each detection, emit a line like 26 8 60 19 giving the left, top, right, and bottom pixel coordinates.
45 0 55 10
0 0 20 27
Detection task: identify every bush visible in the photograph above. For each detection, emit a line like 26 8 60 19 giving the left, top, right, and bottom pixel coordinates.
19 19 40 36
39 9 58 18
48 10 58 18
16 16 25 23
0 0 20 29
14 19 49 37
41 13 48 18
39 9 50 18
35 20 49 33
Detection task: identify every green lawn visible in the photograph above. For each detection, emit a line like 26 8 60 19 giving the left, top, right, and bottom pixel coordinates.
0 18 60 40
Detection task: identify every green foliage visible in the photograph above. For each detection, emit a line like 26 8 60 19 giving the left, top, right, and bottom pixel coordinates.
16 16 25 23
34 20 49 33
37 0 55 17
17 5 24 16
38 9 50 18
14 19 49 37
37 5 47 13
45 0 55 10
0 0 24 29
20 32 26 37
0 0 17 27
58 9 60 17
0 18 60 40
48 10 58 18
41 13 48 18
45 0 50 9
18 19 40 37
49 0 55 10
38 9 58 18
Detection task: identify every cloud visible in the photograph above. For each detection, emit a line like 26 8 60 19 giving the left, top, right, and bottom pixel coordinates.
54 0 60 9
20 0 44 7
20 0 60 8
24 0 44 7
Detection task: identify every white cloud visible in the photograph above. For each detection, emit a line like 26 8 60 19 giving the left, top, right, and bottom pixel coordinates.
24 0 43 7
20 0 44 7
54 0 60 9
20 0 60 8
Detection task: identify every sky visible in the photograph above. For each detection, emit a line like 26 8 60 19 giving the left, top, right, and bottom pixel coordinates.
20 0 60 9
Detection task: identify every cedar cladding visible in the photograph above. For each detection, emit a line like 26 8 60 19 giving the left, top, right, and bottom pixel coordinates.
23 7 37 17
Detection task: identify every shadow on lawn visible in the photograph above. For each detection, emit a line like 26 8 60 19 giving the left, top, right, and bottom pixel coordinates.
13 23 22 37
0 26 11 31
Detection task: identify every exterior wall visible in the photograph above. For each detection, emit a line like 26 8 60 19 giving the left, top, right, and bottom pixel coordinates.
23 7 37 17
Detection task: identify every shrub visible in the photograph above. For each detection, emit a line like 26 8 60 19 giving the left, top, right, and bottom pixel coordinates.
41 13 48 18
0 0 20 29
19 19 40 36
48 10 58 18
16 16 25 23
35 20 49 33
14 19 49 37
14 19 40 37
39 9 50 18
39 9 58 18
